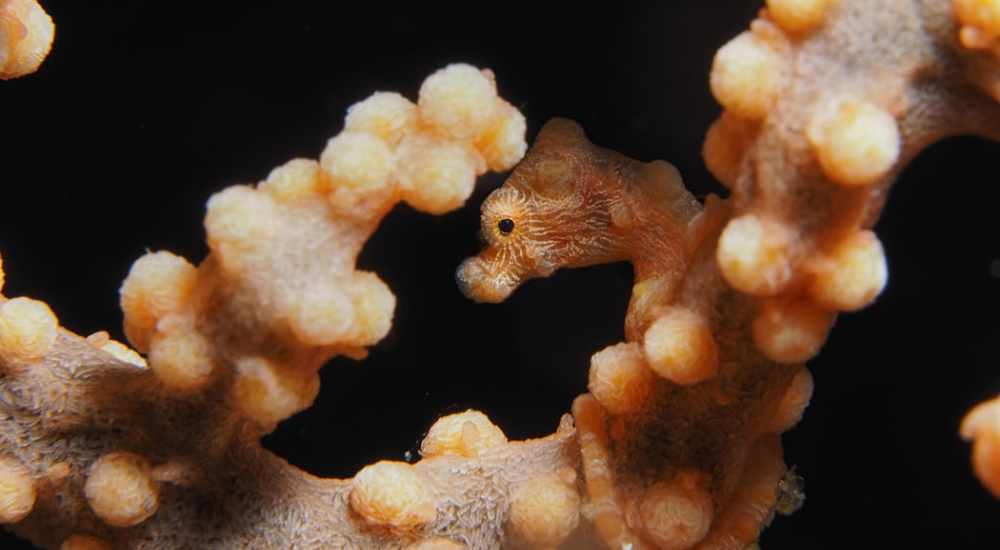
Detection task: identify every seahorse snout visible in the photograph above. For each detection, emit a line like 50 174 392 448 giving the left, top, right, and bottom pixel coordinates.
455 256 517 303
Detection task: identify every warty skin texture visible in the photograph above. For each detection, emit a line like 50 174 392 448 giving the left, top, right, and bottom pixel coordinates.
3 1 1000 549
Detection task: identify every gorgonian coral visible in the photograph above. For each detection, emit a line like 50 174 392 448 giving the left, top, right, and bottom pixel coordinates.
3 1 1000 549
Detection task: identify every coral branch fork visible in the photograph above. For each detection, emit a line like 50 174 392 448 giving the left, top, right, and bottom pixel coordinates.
4 1 1000 549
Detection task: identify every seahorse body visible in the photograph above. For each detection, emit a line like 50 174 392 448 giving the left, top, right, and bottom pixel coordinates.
456 118 703 328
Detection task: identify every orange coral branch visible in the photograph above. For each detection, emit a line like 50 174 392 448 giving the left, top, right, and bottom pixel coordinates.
0 64 560 550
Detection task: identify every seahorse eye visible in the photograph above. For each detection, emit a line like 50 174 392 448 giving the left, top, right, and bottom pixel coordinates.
498 218 515 235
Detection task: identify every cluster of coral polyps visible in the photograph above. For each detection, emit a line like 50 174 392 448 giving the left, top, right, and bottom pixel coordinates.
457 99 811 550
117 62 526 426
705 0 1000 511
0 0 53 80
455 0 1000 548
0 64 598 550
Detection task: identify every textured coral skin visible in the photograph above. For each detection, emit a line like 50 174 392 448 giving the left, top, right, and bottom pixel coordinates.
0 0 53 80
3 2 1000 550
1 58 541 548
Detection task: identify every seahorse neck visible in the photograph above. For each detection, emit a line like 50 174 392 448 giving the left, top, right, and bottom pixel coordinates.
620 200 689 286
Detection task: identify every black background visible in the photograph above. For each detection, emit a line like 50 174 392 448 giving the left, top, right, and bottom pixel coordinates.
2 1 1000 548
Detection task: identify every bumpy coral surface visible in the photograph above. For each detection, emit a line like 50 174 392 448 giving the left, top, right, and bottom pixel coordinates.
0 0 53 80
0 64 564 549
3 1 1000 549
455 0 1000 545
703 0 1000 513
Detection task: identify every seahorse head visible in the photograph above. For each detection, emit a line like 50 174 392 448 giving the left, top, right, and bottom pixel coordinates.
456 118 637 303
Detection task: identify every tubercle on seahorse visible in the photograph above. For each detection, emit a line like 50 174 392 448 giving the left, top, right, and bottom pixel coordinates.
458 119 811 550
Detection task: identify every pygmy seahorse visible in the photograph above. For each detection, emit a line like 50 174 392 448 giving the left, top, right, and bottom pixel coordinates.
456 119 809 550
456 117 706 340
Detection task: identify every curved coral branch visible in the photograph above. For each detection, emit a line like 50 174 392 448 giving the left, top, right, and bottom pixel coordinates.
708 0 1000 519
458 0 1000 548
0 63 596 550
459 116 808 550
